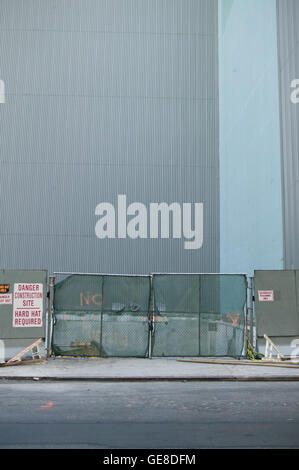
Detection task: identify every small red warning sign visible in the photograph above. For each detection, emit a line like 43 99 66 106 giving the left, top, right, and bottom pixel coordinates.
258 290 274 302
0 293 12 305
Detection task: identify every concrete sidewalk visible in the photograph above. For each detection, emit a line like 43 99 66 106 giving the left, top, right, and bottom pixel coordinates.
1 356 299 381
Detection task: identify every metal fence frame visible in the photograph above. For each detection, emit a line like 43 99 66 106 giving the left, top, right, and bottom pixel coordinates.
48 272 249 359
151 273 249 358
49 272 151 358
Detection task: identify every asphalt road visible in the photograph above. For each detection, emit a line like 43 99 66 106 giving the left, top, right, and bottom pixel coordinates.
0 381 299 449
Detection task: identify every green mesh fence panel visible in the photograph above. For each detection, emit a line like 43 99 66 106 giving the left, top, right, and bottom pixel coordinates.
52 273 247 358
151 274 247 358
52 274 151 357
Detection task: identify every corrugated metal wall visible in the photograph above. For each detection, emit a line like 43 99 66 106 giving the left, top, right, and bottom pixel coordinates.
0 0 219 275
277 0 299 269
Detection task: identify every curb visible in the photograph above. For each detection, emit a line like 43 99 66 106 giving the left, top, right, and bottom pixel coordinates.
1 376 299 382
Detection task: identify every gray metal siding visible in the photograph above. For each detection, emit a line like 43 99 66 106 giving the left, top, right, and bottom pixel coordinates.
277 0 299 269
0 0 219 274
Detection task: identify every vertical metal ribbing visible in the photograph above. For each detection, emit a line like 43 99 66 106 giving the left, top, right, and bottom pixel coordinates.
0 1 219 276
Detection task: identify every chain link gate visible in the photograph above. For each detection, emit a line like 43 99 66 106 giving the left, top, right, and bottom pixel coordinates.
51 273 151 357
50 273 248 358
150 274 247 358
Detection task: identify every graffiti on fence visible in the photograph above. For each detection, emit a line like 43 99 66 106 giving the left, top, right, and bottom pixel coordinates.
79 292 103 307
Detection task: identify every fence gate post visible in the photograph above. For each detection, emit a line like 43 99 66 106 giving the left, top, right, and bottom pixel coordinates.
148 274 154 359
47 275 56 357
249 276 255 348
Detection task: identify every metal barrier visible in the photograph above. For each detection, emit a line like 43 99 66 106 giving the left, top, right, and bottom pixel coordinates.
151 274 247 358
254 270 299 358
51 273 151 357
50 272 248 358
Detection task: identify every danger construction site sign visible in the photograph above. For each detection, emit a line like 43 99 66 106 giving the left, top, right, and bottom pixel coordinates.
13 283 43 328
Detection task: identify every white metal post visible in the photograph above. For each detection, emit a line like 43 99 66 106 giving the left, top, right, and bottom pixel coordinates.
47 275 56 357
